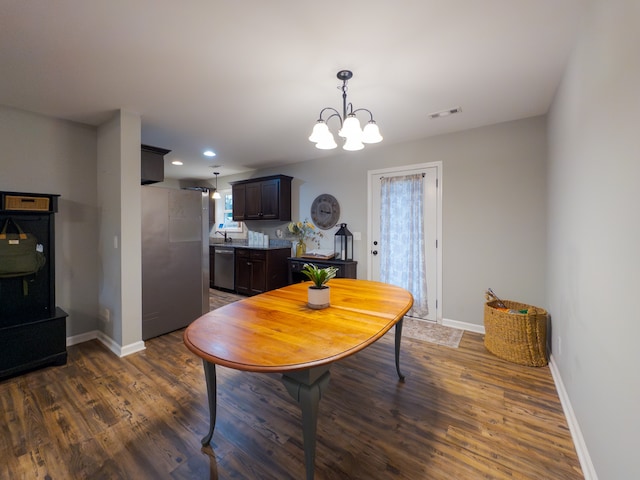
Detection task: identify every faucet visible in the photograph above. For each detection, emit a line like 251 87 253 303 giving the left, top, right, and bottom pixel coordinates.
214 231 229 242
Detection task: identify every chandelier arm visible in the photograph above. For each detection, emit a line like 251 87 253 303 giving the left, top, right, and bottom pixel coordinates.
351 108 375 122
323 112 343 128
345 102 355 117
318 107 341 122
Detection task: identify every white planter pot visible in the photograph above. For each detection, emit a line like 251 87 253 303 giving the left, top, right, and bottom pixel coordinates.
308 286 330 309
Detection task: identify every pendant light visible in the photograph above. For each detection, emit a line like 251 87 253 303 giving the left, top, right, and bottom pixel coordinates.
211 172 221 199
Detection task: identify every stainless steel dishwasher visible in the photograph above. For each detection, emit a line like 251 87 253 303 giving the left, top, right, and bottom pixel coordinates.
213 246 235 291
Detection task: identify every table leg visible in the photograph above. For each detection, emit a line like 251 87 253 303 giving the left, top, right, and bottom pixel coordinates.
282 366 331 480
395 318 405 381
201 359 217 446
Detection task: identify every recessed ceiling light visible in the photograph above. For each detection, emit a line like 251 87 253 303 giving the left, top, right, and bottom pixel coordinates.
171 160 184 165
203 150 216 157
429 107 462 119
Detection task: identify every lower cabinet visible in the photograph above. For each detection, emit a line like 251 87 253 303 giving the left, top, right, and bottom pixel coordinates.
1 307 68 380
235 247 290 296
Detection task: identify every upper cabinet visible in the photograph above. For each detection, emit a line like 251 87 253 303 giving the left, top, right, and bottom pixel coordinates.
141 144 171 185
231 175 292 221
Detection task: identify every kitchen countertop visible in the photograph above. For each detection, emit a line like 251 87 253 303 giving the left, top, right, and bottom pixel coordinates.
209 242 291 251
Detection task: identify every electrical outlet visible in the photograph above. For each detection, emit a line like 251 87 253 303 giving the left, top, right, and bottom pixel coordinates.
353 231 362 241
100 307 111 323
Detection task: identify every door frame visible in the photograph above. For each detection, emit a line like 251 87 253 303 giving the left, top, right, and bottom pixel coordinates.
366 161 443 323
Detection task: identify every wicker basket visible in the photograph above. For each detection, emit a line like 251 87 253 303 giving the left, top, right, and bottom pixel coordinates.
484 299 548 367
5 195 50 211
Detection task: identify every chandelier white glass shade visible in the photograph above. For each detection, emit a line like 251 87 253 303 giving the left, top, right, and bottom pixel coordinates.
309 70 382 151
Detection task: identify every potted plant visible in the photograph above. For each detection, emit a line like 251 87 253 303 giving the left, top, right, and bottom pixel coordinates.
300 263 338 309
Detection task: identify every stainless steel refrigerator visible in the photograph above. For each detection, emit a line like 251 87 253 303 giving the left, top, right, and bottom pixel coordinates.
141 186 209 340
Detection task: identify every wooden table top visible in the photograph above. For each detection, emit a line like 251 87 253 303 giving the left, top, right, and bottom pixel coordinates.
183 279 413 373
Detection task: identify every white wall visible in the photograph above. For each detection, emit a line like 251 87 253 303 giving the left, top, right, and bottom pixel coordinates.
0 105 99 337
217 115 548 327
547 1 640 478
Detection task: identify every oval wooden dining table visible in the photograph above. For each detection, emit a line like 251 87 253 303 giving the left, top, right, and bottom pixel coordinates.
183 278 413 480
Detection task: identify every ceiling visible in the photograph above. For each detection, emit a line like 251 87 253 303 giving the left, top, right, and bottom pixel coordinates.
0 1 585 181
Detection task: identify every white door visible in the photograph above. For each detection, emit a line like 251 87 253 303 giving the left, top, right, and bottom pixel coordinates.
368 162 441 322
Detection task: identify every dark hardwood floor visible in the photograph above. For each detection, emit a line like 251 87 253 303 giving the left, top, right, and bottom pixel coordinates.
0 306 583 479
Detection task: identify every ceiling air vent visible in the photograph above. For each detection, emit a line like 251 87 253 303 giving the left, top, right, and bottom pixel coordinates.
429 107 462 119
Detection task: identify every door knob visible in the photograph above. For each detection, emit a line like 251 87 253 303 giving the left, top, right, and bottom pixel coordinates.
372 250 378 255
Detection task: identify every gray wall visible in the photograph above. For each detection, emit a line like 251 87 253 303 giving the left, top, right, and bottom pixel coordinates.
0 105 99 337
216 115 548 327
0 106 143 350
547 1 639 478
96 110 143 348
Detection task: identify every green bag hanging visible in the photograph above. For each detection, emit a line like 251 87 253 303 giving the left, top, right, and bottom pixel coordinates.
0 218 46 278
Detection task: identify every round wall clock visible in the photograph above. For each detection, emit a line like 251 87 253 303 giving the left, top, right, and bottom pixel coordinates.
310 194 340 230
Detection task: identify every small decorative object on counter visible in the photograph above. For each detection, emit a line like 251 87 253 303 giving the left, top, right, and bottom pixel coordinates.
301 263 338 309
296 240 306 257
334 223 353 261
288 219 322 257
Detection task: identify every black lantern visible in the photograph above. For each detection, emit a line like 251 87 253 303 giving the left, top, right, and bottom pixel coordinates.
334 223 353 261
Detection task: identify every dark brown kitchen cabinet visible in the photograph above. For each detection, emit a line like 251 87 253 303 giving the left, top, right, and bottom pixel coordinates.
231 175 292 221
231 183 246 220
141 144 170 185
235 247 290 296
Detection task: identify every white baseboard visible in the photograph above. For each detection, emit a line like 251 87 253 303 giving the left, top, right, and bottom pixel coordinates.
120 340 146 357
66 330 98 346
548 354 597 480
442 317 485 334
66 330 146 358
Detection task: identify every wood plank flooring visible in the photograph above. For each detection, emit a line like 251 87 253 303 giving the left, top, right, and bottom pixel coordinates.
0 301 583 479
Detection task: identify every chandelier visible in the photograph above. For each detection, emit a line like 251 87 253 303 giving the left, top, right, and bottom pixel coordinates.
308 70 382 151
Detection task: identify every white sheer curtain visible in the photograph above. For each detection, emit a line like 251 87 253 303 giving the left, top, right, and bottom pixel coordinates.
380 173 429 318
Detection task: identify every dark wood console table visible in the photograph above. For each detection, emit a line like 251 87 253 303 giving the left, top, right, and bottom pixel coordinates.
288 256 357 284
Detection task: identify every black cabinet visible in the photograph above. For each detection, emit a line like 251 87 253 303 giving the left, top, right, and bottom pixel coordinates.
0 191 67 380
288 257 358 284
141 144 170 185
235 247 290 296
231 175 292 221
